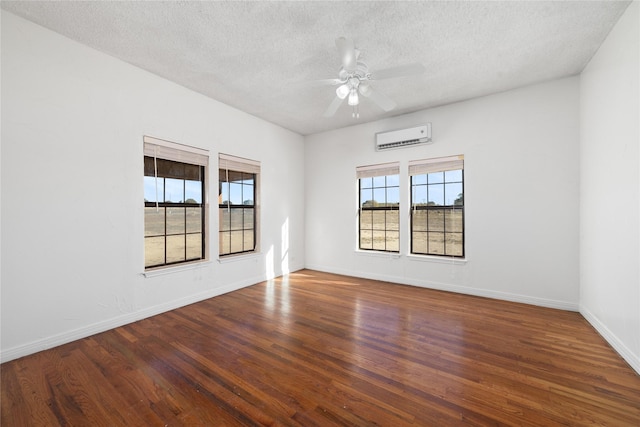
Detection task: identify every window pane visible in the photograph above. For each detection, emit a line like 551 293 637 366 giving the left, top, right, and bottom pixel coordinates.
372 231 386 251
445 182 463 206
428 209 445 231
412 209 427 232
386 174 399 186
243 230 255 252
185 180 202 203
230 208 244 230
387 210 399 231
386 187 399 205
360 229 373 249
373 175 386 187
361 189 374 207
144 176 164 203
243 184 254 205
243 208 254 230
186 233 202 259
428 172 444 184
360 177 373 190
373 188 385 205
428 184 445 205
219 208 230 232
386 231 399 252
219 181 229 205
412 231 427 254
165 178 184 203
242 173 254 186
219 231 230 255
445 169 463 182
145 236 165 267
166 235 185 263
428 232 445 254
446 233 464 256
413 185 427 206
360 209 373 230
230 230 244 253
372 210 386 230
445 209 464 232
412 174 427 185
145 207 165 236
166 207 185 234
229 182 243 204
186 207 201 233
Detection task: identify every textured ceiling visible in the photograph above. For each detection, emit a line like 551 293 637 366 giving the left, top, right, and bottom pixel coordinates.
1 1 631 135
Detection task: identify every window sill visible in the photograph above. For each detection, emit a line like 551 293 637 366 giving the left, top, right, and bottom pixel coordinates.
354 250 402 259
143 260 212 278
353 250 467 265
406 254 467 265
217 252 262 264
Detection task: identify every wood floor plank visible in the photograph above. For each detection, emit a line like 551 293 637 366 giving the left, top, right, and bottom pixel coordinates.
2 269 639 426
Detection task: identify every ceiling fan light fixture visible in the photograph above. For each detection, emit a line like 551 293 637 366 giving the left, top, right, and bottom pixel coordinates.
336 84 350 99
348 88 359 106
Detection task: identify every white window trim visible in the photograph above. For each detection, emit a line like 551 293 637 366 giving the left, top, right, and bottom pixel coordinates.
143 135 210 271
406 253 468 264
216 251 262 264
356 161 401 253
409 154 465 258
143 260 213 278
218 153 261 258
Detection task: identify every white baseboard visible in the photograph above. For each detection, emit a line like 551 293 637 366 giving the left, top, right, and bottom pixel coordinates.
580 305 640 375
0 267 305 363
305 264 579 312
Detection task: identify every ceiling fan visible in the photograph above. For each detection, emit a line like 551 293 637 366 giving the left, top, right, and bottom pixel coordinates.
321 37 426 118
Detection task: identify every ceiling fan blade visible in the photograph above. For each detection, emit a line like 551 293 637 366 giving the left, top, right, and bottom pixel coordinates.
336 37 357 72
360 85 396 112
370 63 426 80
311 78 344 86
323 95 345 117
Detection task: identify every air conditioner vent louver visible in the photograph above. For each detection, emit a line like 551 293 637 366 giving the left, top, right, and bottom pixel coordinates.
375 124 432 151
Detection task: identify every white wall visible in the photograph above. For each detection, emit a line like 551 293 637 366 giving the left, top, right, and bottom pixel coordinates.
580 1 639 374
0 12 305 362
305 77 580 310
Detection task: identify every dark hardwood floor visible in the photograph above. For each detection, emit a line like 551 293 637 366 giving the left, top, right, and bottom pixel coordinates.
2 269 639 426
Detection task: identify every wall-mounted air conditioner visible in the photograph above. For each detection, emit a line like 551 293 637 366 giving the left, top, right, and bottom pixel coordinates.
375 124 432 151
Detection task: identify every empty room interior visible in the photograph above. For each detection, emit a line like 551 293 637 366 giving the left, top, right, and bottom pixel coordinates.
1 1 639 426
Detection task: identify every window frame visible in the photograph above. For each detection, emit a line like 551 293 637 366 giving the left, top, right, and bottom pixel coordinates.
409 155 465 258
357 162 401 253
143 136 209 270
218 153 260 258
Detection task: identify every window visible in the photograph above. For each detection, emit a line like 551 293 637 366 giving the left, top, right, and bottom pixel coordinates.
219 154 260 256
143 136 208 269
357 162 400 252
410 155 464 257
